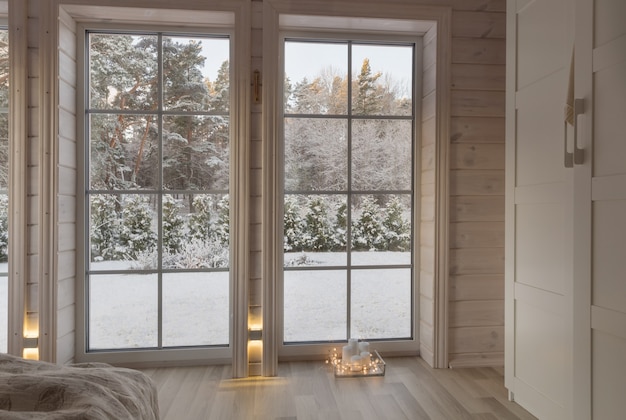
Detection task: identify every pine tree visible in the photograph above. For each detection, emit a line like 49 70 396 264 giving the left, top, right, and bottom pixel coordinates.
352 196 384 251
209 60 230 112
162 195 185 254
188 195 213 242
354 58 382 115
303 196 334 251
118 195 157 259
89 194 120 261
214 194 230 246
382 197 411 251
283 196 304 252
0 194 8 262
333 202 347 251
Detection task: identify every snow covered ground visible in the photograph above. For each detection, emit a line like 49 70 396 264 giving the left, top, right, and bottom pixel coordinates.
0 253 412 352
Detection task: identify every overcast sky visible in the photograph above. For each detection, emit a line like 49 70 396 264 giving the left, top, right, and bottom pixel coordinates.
196 37 414 97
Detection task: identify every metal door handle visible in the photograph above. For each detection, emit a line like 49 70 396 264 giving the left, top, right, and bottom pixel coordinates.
564 120 573 168
573 98 585 165
564 98 585 167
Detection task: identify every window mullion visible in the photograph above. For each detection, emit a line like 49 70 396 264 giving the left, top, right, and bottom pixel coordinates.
346 40 353 342
157 32 164 350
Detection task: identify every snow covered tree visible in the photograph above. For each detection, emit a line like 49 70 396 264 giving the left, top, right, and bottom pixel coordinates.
302 196 334 251
283 196 305 252
89 194 120 261
332 202 347 251
118 195 157 259
162 195 185 254
352 196 385 251
208 60 229 112
353 58 383 115
188 195 213 242
214 195 230 246
0 194 8 262
382 197 411 251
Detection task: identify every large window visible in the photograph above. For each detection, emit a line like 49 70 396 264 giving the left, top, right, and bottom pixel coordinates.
85 31 231 351
0 27 8 354
282 38 416 344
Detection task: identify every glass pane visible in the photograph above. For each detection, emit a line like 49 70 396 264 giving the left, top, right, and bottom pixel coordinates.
284 194 347 266
89 273 158 350
351 268 412 339
163 115 229 191
0 29 8 109
351 44 413 116
0 195 6 268
352 119 412 191
284 118 347 192
89 194 158 269
90 114 159 190
0 114 8 190
0 28 7 354
163 193 229 269
351 194 411 265
0 275 6 353
284 270 347 342
284 41 348 115
163 36 229 113
89 33 158 110
162 272 229 347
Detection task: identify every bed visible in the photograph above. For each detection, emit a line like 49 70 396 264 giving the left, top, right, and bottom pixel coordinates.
0 353 159 419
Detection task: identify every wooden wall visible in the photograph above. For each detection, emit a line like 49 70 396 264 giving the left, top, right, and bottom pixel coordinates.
419 23 438 367
13 0 506 368
447 0 506 367
57 6 78 365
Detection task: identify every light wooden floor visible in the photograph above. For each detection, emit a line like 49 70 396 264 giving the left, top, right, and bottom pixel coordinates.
140 357 537 420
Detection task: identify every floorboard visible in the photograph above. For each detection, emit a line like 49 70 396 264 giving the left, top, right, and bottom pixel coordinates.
140 357 537 420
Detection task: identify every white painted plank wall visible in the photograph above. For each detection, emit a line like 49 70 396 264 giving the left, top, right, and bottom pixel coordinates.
24 0 41 343
447 0 506 367
56 6 77 365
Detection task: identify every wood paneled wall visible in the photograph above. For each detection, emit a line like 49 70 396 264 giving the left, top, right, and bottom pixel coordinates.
419 23 438 367
14 0 506 368
447 0 506 367
57 7 78 365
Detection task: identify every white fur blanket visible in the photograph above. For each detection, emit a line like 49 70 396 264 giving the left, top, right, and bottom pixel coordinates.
0 353 159 419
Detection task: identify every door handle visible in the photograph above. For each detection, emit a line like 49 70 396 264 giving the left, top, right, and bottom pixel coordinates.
573 98 585 165
564 119 574 168
564 98 585 167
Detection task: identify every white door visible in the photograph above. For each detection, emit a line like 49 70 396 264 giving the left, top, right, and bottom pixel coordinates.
582 0 626 417
505 0 576 418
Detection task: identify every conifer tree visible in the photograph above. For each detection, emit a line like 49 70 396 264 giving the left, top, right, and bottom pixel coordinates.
188 195 213 242
89 194 120 261
214 195 230 246
354 58 382 115
0 195 8 262
118 195 157 259
383 197 411 251
283 196 304 252
162 195 185 254
352 196 384 251
303 196 334 251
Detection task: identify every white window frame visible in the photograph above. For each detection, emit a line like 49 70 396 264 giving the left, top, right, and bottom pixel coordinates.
277 30 423 359
0 17 9 355
262 0 451 373
68 4 250 371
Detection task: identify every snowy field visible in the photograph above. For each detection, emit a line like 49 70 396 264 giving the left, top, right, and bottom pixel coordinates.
0 253 412 352
89 251 412 349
